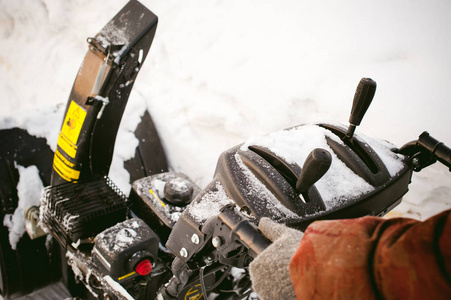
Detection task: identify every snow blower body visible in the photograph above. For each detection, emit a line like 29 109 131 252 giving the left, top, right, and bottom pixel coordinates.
1 1 451 299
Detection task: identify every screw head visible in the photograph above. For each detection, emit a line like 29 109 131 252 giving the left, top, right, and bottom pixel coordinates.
191 234 200 244
180 247 188 258
212 236 223 248
204 256 213 266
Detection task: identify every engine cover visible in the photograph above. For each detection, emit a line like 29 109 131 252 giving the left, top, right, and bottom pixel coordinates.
92 218 159 281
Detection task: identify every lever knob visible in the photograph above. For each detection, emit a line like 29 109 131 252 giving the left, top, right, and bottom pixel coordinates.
349 78 377 126
346 78 376 139
296 148 332 194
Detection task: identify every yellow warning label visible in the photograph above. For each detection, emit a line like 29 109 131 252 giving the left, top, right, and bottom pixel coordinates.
53 152 80 182
57 133 77 158
61 101 86 145
55 148 75 168
184 284 203 300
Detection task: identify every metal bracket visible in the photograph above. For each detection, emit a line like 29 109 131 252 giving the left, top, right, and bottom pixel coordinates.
25 206 47 240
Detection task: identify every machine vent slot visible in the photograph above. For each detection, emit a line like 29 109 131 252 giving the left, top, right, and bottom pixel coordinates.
41 176 128 245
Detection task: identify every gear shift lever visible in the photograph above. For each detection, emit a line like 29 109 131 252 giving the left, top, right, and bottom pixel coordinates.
346 78 377 140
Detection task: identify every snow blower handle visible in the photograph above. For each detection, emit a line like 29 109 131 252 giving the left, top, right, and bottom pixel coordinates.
417 132 451 170
346 78 377 139
213 204 271 258
399 131 451 172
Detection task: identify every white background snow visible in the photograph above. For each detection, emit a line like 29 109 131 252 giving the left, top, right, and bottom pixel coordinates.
1 0 450 235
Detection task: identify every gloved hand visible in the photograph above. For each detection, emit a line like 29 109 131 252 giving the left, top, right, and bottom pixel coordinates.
249 218 304 300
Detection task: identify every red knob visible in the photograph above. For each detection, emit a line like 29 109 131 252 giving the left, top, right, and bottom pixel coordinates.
135 259 152 276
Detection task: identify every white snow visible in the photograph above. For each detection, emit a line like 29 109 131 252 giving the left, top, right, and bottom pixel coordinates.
151 177 167 199
100 22 130 46
133 174 187 224
358 131 405 177
241 125 381 209
3 165 43 250
187 182 234 223
113 45 128 64
166 177 191 194
234 153 299 218
62 213 79 231
115 228 137 245
0 0 450 243
66 251 84 281
95 219 143 253
66 250 100 298
103 275 135 300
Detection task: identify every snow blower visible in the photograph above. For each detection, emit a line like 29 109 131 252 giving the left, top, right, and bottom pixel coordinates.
0 1 450 299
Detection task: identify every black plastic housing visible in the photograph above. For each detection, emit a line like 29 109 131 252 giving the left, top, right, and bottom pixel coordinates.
92 218 159 280
168 123 413 240
129 172 200 243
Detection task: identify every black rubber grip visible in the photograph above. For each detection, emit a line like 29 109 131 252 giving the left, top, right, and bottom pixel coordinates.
349 78 377 126
435 144 451 170
296 148 332 194
218 205 271 257
418 132 451 170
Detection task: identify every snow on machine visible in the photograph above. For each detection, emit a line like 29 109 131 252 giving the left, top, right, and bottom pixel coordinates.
0 1 450 299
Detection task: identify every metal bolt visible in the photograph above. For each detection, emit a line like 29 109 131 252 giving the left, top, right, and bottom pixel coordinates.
212 236 223 248
180 247 188 258
204 256 213 266
191 234 200 244
412 157 420 167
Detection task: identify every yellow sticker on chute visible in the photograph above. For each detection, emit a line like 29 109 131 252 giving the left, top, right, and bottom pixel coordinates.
53 150 80 181
61 101 86 145
57 133 77 158
53 101 85 181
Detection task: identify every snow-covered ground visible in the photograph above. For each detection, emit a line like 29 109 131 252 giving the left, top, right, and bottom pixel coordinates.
1 0 450 230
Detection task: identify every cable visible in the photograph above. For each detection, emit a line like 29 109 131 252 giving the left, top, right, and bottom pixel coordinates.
199 266 208 300
199 265 232 299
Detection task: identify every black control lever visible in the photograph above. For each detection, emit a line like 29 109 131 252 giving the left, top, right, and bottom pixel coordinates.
346 78 377 140
296 148 332 194
399 131 451 172
417 132 451 171
216 204 271 258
